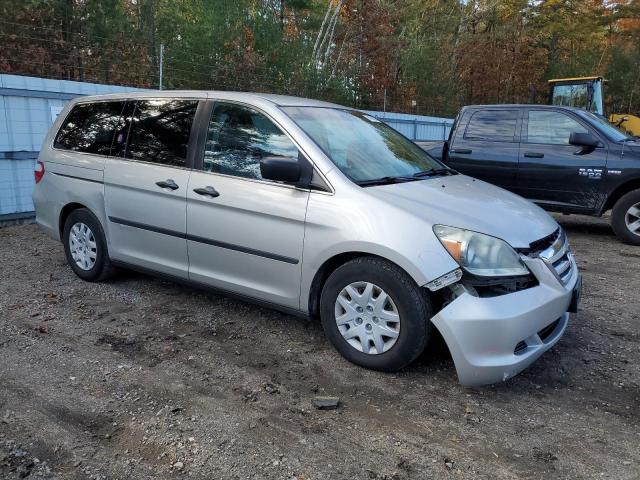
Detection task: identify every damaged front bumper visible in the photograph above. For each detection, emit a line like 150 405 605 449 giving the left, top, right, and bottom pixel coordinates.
431 251 581 387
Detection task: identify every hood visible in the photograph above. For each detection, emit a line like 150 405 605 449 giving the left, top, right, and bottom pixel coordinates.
365 174 558 249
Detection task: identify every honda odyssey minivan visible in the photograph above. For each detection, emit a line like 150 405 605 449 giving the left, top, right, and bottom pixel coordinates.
33 91 581 386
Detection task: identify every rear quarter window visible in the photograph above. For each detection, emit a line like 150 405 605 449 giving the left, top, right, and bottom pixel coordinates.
464 110 519 142
54 101 126 154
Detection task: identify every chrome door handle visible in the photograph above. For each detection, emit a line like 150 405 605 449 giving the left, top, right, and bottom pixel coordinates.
155 179 179 190
451 148 472 154
193 186 220 198
524 152 544 158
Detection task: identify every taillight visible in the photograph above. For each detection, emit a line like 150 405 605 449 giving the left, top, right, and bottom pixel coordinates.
34 161 45 184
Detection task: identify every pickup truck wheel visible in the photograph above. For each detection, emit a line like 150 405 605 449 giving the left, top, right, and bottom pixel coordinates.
611 190 640 246
62 208 114 281
320 257 432 372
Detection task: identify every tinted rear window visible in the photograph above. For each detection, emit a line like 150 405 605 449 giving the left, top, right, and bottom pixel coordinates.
54 101 126 154
124 99 198 167
464 110 519 142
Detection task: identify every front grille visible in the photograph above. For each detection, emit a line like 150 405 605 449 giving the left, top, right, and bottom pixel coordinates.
529 228 575 287
538 318 561 342
551 253 573 285
514 318 561 355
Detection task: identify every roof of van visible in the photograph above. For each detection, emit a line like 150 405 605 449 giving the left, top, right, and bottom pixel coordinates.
72 90 346 108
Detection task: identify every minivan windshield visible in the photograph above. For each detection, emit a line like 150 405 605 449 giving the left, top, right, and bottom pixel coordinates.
282 107 447 184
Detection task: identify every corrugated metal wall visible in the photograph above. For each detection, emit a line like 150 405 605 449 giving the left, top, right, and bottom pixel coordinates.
362 110 453 142
0 74 453 221
0 153 38 217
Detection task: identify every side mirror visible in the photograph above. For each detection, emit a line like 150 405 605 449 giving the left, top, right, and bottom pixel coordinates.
569 132 599 148
569 132 599 155
260 156 301 183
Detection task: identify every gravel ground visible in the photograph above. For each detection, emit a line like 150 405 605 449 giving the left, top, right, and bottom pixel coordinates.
0 215 638 480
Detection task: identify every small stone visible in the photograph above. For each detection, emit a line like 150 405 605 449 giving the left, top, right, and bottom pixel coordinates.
173 461 184 470
264 383 278 394
313 396 339 410
13 448 28 458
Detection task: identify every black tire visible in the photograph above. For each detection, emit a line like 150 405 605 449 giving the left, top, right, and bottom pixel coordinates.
62 208 114 282
611 189 640 246
320 256 432 372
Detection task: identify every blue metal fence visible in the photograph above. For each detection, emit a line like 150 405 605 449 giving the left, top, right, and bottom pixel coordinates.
0 74 453 221
361 110 453 142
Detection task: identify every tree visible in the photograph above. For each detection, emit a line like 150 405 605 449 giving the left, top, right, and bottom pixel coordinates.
1 0 638 115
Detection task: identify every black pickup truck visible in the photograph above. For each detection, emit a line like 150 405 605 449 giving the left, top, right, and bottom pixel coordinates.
421 104 640 245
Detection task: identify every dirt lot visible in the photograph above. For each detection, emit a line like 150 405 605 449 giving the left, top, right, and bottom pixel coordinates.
0 215 638 480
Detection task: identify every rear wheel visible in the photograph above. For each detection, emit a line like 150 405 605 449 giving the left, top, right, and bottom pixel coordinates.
62 208 114 281
320 257 432 372
611 189 640 245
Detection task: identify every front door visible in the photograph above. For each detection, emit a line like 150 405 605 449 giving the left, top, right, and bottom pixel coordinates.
104 98 199 278
186 101 310 309
514 108 609 212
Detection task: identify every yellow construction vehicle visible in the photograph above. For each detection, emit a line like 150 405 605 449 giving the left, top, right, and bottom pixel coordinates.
548 76 640 136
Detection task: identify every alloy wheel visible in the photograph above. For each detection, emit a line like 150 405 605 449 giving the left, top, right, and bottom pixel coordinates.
625 202 640 237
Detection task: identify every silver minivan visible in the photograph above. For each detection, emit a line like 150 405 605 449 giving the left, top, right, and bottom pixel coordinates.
33 91 581 386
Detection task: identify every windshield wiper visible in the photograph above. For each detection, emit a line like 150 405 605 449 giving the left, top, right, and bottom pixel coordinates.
356 175 418 187
412 167 457 178
357 169 457 187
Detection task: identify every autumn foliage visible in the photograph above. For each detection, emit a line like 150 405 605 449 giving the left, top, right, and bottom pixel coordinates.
0 0 638 117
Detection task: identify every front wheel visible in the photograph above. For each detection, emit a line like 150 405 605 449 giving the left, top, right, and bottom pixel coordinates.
62 208 114 281
611 190 640 246
320 257 432 372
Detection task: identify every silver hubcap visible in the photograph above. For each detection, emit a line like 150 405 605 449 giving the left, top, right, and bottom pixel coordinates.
334 282 400 355
69 222 97 271
625 202 640 237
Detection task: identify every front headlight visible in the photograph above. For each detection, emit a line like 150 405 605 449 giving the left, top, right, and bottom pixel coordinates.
434 225 529 277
